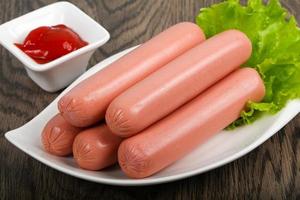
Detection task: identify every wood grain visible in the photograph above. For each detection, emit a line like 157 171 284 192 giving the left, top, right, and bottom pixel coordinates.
0 0 299 199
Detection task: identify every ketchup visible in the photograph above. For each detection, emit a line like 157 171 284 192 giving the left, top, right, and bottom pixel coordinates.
15 24 88 64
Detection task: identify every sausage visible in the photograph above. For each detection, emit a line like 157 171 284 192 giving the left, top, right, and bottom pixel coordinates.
118 68 265 178
58 22 206 127
106 30 252 137
41 114 82 156
73 124 122 170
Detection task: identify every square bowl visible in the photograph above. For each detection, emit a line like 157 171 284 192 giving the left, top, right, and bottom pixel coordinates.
0 1 110 92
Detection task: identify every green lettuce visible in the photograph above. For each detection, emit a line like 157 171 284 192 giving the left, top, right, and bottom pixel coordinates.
196 0 300 129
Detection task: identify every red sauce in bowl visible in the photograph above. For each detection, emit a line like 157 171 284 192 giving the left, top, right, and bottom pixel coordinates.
15 24 88 64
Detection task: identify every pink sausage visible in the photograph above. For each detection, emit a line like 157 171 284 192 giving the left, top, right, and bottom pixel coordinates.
118 68 265 178
73 124 122 170
106 30 252 137
41 114 82 156
58 22 205 127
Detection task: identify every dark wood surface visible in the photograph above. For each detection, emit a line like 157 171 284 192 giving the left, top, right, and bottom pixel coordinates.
0 0 299 199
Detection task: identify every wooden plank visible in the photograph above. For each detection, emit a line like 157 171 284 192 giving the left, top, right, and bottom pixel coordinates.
0 0 299 199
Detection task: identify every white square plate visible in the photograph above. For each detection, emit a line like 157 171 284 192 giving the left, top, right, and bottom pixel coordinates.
5 46 300 186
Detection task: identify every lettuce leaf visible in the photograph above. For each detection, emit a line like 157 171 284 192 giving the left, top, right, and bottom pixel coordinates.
196 0 300 129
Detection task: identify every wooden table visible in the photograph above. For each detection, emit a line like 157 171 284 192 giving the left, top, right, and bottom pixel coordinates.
1 0 299 199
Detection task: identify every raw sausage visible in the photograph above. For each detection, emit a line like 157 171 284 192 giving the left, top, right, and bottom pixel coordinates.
58 22 205 127
118 68 265 178
73 124 122 170
106 30 252 137
41 114 82 156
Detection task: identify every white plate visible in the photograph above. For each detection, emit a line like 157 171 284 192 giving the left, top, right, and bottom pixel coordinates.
5 46 300 186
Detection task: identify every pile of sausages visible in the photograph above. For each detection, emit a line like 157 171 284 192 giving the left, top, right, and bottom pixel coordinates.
41 22 265 178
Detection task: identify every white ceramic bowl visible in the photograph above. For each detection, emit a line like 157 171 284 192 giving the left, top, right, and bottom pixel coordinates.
5 46 300 186
0 1 110 92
